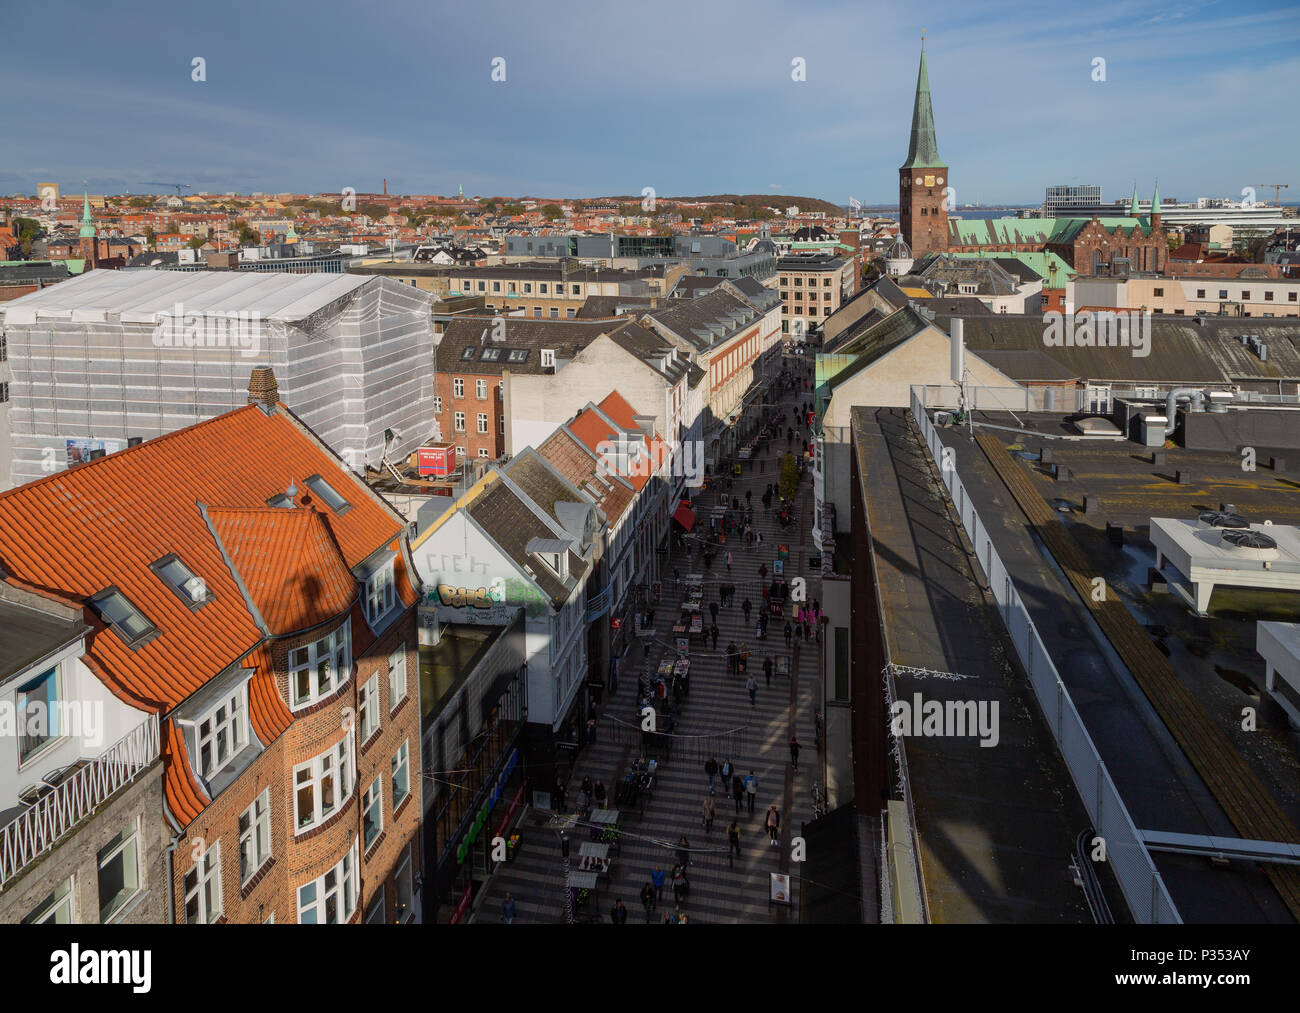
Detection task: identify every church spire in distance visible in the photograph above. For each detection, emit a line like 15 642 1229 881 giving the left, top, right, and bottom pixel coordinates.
901 32 945 169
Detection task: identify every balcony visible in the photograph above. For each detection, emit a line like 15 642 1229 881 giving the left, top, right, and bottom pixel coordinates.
0 714 160 891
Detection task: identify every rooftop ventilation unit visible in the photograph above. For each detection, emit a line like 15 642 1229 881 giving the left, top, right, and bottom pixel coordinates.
1198 510 1248 529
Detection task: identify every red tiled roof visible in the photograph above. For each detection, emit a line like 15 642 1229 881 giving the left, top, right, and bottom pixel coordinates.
161 718 207 826
0 404 409 713
207 506 357 635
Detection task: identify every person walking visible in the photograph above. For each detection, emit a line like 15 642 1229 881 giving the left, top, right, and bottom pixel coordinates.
582 774 593 799
702 792 716 834
755 530 762 546
755 618 763 640
593 780 607 807
640 883 654 922
789 735 801 771
766 805 782 845
709 600 719 624
553 777 566 813
676 836 691 871
727 819 742 867
710 623 720 650
650 865 665 907
720 757 732 786
746 674 757 706
784 621 793 647
745 489 752 504
732 773 745 813
742 598 752 623
705 755 718 792
726 550 733 573
611 898 628 924
759 562 768 580
763 655 773 686
501 892 517 924
744 771 758 813
671 865 685 905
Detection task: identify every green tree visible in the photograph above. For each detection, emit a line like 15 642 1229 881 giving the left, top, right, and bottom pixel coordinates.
779 452 798 502
13 217 43 241
144 226 157 250
502 202 524 215
236 223 259 245
540 203 562 221
128 196 151 208
186 235 206 250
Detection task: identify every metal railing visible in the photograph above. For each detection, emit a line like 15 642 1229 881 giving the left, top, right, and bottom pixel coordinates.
909 388 1180 923
0 714 161 891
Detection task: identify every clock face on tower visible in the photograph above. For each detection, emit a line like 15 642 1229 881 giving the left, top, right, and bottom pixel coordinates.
937 177 945 185
914 177 923 185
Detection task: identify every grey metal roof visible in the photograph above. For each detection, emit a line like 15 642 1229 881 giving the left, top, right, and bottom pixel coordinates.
0 597 87 685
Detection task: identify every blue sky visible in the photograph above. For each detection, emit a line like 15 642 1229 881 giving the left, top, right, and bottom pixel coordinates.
4 0 1298 205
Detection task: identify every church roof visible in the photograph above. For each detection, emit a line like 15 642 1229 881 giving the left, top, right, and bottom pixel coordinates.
900 46 945 169
947 216 1154 246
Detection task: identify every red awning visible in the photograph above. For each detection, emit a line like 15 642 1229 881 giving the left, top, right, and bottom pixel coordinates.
673 502 696 531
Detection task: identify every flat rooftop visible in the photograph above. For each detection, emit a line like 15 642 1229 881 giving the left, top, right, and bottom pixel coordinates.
852 406 1103 923
0 597 85 684
419 622 508 727
932 412 1300 921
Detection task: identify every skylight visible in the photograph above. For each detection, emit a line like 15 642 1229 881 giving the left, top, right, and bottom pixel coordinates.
461 346 478 360
151 554 211 608
507 349 529 362
304 474 351 514
90 588 156 648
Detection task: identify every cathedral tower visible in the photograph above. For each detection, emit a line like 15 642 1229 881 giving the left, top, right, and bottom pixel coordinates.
899 40 949 257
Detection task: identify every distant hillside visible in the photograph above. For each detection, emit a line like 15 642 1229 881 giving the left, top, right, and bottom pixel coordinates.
602 193 845 218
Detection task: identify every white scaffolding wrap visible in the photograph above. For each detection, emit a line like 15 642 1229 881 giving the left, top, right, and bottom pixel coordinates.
0 270 436 486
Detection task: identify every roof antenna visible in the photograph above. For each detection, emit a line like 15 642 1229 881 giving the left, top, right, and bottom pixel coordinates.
286 480 298 507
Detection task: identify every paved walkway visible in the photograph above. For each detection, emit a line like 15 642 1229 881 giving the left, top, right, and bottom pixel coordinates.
476 364 824 924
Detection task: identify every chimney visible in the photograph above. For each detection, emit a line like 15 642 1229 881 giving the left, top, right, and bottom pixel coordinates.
247 366 279 411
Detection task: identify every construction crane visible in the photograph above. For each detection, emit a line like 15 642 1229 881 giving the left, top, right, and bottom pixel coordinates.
140 182 193 196
1250 183 1289 207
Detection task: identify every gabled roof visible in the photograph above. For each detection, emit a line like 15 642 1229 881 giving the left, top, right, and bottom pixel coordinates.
0 403 412 714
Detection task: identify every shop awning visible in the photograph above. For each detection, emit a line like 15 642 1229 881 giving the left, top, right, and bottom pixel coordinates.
673 502 696 531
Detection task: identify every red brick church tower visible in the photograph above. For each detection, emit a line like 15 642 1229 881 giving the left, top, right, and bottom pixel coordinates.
899 39 950 257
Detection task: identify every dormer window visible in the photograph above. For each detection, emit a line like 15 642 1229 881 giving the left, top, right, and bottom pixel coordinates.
196 687 248 779
541 349 555 368
89 588 156 649
506 349 529 363
289 622 351 710
304 474 351 514
366 562 397 625
547 553 567 578
151 554 211 610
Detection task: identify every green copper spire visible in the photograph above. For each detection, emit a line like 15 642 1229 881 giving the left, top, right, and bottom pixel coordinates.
1129 182 1139 216
79 187 96 239
1151 181 1161 216
901 42 945 169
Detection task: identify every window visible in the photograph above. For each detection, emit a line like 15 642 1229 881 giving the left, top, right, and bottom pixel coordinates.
1197 289 1206 299
297 840 359 924
89 588 155 648
566 308 576 319
432 396 442 415
359 674 380 741
455 446 465 460
1219 290 1228 299
460 346 477 361
0 382 8 404
454 411 466 432
196 688 247 778
289 622 351 709
539 283 548 294
17 667 60 762
507 349 529 362
549 307 559 319
474 378 487 399
391 740 411 809
492 281 501 293
394 849 414 923
481 347 502 361
184 842 222 924
23 878 74 924
239 790 272 883
388 647 408 712
453 377 465 398
363 777 383 850
1289 292 1297 302
151 554 210 608
476 281 485 292
533 307 542 317
498 415 504 431
1265 291 1274 301
366 562 396 625
304 474 350 513
294 739 354 832
523 282 532 293
477 413 489 434
365 891 386 924
824 278 832 286
1242 291 1251 300
571 284 580 295
478 448 490 459
98 821 142 921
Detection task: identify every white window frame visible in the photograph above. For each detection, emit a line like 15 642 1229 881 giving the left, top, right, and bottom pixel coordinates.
184 841 222 924
289 621 351 710
196 687 248 779
24 876 75 924
432 396 442 415
97 819 142 922
477 413 489 434
293 738 355 834
476 378 488 399
239 789 272 885
359 674 380 742
367 562 396 626
297 838 359 924
453 377 465 398
454 411 466 432
362 775 383 851
388 647 408 713
391 739 411 810
394 848 414 924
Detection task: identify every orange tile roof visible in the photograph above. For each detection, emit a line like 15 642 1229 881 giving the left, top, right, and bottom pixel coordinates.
0 404 411 714
207 507 357 635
